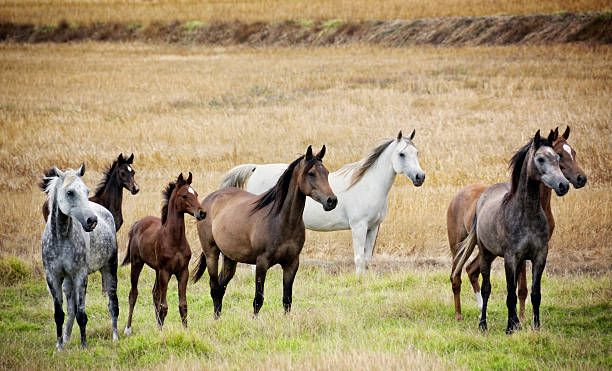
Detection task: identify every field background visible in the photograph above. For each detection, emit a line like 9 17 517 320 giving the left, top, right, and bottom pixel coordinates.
0 0 611 370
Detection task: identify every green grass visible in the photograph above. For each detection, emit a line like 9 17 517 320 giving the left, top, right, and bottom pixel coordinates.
0 259 610 370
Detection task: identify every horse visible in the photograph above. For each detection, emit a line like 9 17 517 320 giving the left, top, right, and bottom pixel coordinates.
220 131 424 277
452 130 570 334
193 145 337 318
122 173 205 334
41 163 119 349
40 153 139 295
447 126 587 321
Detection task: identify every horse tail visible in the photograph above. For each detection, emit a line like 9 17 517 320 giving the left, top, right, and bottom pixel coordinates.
452 214 478 279
121 223 136 266
192 252 207 283
39 167 57 193
221 164 256 189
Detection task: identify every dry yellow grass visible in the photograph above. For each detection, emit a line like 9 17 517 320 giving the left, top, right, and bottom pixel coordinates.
0 0 609 24
0 42 610 273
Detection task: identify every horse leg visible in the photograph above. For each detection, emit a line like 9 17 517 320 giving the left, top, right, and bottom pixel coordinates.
124 260 143 335
204 248 222 318
177 268 190 328
282 258 300 314
350 223 367 278
62 278 76 344
364 225 379 269
450 256 463 321
504 256 521 334
46 273 65 350
219 257 238 301
101 263 119 341
517 260 528 322
155 270 170 330
479 249 495 332
253 258 270 316
466 255 483 313
101 271 107 297
73 272 89 349
531 250 548 330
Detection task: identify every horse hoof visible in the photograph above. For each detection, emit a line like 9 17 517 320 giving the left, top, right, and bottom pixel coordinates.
56 342 64 351
123 327 132 336
62 335 71 344
112 331 119 341
455 313 464 321
478 321 487 332
80 341 87 350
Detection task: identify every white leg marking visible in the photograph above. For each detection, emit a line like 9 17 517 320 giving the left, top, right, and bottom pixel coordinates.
475 291 483 312
124 326 132 336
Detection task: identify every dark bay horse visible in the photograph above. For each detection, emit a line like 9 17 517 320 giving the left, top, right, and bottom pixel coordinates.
447 127 587 321
122 173 205 333
452 130 570 334
41 153 139 294
193 146 337 318
41 163 119 349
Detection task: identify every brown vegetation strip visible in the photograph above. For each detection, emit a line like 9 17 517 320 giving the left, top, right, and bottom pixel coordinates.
1 12 611 46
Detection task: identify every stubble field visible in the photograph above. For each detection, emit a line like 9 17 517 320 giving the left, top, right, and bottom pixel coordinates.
0 40 611 369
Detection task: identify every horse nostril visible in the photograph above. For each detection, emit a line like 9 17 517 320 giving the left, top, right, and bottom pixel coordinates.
86 216 97 228
327 197 337 208
577 175 587 185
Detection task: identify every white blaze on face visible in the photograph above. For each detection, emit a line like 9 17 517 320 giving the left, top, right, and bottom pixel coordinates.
563 144 574 160
127 165 133 172
188 187 195 195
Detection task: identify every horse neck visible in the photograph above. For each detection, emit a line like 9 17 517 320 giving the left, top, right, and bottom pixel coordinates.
511 152 542 216
359 142 397 195
277 169 307 229
49 196 72 238
162 196 186 246
539 183 552 219
94 170 123 219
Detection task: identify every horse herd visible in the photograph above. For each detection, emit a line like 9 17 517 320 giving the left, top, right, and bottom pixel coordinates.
38 127 586 349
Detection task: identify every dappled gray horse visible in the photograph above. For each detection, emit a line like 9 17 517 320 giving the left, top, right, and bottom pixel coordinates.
41 163 119 349
452 130 569 334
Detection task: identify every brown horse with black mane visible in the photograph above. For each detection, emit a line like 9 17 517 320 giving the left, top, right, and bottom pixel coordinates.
447 127 587 322
193 145 337 318
122 173 205 333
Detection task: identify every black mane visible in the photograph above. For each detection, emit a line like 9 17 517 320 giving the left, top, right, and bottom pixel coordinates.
39 168 57 194
251 155 321 215
161 181 177 224
94 157 123 198
505 134 551 203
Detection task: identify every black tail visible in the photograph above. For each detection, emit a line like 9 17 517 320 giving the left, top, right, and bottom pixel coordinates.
121 223 136 266
192 253 207 283
39 167 57 193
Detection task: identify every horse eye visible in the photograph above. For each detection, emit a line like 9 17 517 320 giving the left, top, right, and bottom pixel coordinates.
399 153 405 158
308 172 315 177
537 157 545 163
66 190 74 197
181 195 187 200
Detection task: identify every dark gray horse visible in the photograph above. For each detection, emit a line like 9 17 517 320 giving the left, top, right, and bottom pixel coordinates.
41 163 119 349
452 130 569 334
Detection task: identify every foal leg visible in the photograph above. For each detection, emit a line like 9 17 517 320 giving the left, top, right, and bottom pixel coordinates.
253 258 270 316
504 257 521 334
364 225 380 269
62 278 76 344
282 258 300 314
124 260 144 335
517 260 528 322
155 270 171 330
531 251 548 330
450 257 464 321
177 268 190 328
479 250 495 332
466 255 483 313
46 273 65 350
73 272 89 349
101 264 119 341
350 223 368 278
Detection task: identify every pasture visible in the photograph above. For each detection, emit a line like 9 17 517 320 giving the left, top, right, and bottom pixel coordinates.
0 40 611 369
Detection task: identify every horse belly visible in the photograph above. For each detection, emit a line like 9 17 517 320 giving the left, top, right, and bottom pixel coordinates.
211 219 258 264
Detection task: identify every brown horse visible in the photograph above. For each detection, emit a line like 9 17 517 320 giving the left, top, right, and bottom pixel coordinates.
122 173 205 333
447 127 587 321
193 146 337 318
453 130 570 333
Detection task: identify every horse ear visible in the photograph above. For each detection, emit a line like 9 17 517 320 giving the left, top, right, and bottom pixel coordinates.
127 153 134 164
534 130 541 145
177 173 184 184
53 166 65 178
547 129 555 145
553 127 559 141
316 145 326 159
562 126 570 140
305 145 313 161
397 130 402 141
409 129 415 141
77 162 86 177
186 172 193 184
117 153 124 164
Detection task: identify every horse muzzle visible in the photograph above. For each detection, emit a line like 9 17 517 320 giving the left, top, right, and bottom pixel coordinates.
194 209 206 221
130 183 140 195
323 196 338 211
554 181 570 196
412 172 426 187
84 216 98 232
573 174 587 189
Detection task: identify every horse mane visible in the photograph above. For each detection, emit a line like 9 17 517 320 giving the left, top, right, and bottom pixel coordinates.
94 156 124 197
160 181 177 224
39 167 58 194
504 135 551 204
42 168 79 210
251 154 320 215
336 137 399 189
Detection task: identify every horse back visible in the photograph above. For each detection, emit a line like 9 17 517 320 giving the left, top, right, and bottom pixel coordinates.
128 215 162 267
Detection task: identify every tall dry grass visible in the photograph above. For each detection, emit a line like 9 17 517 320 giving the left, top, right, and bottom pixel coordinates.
0 42 610 272
0 0 609 24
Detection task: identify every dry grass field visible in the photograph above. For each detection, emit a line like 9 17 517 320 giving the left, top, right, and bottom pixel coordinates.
0 0 609 24
0 42 610 273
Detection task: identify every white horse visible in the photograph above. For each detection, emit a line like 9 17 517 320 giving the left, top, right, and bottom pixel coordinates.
222 130 425 277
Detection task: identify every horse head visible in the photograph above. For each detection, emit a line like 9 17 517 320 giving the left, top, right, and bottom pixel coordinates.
391 130 425 187
51 163 98 232
117 153 140 195
531 130 570 196
299 145 337 211
552 127 587 189
173 172 206 221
